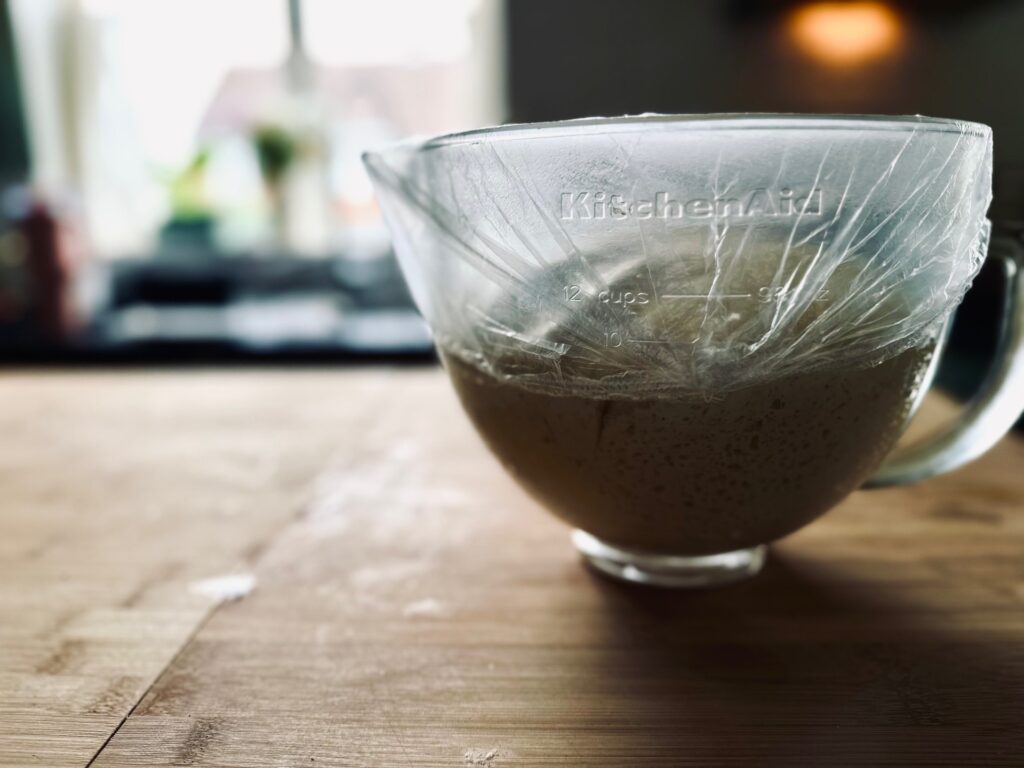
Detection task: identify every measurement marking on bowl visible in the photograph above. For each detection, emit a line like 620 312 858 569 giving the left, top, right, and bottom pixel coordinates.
661 293 753 300
627 338 672 345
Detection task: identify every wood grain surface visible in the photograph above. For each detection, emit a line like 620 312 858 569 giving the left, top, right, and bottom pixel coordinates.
1 369 1022 767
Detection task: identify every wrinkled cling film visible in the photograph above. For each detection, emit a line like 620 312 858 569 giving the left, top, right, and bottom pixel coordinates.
365 115 993 396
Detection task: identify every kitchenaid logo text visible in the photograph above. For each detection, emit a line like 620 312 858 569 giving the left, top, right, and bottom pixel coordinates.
559 188 823 221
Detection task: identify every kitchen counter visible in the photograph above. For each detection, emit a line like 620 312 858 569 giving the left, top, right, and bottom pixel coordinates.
1 369 1022 767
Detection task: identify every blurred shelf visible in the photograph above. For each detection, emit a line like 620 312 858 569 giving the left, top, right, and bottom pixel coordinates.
0 251 437 365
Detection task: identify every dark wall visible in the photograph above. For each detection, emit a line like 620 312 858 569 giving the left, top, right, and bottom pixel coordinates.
0 0 29 185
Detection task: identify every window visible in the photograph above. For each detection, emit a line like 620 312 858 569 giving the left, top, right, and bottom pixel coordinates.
11 0 505 258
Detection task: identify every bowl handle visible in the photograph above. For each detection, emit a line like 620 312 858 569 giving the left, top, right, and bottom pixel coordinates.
865 232 1024 488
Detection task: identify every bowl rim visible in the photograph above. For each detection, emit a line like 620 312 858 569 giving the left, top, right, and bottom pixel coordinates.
412 113 991 151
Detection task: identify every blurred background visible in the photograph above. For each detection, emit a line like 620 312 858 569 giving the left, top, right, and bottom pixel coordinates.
0 0 1021 405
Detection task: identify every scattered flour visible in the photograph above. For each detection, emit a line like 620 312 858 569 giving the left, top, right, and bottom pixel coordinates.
189 573 256 602
464 747 500 765
402 598 448 618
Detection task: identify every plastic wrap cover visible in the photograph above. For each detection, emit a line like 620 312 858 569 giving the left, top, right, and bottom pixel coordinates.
365 115 992 396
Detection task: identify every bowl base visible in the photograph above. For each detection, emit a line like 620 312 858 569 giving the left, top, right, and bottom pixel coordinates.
572 529 766 588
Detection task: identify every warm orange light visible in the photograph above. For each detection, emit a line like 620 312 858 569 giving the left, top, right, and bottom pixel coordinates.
788 2 904 67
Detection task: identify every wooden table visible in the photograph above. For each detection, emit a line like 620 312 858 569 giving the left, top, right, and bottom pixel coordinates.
1 368 1022 768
